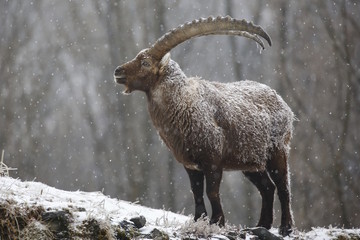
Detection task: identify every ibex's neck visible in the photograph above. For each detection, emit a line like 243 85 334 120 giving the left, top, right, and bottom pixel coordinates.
147 59 187 99
160 59 187 83
146 60 200 168
146 59 188 128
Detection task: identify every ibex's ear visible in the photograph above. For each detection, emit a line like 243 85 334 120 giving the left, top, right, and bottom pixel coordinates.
159 52 170 73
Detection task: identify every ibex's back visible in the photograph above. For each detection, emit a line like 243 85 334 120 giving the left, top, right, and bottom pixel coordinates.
114 16 294 236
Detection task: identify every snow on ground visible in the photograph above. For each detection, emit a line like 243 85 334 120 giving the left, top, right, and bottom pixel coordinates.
0 177 189 237
1 176 359 239
286 227 360 240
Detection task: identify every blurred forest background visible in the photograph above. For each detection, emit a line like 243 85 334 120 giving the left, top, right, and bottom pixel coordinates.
1 0 359 230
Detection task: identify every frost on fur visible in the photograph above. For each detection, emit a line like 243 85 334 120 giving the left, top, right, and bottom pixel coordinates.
114 15 294 236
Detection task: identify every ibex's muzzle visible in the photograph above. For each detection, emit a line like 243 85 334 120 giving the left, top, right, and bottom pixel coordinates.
114 66 126 84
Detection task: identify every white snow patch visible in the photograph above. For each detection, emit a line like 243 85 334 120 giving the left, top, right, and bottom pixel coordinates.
0 177 189 237
1 177 359 239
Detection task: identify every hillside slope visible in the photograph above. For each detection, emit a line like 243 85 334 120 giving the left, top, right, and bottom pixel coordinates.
0 177 359 239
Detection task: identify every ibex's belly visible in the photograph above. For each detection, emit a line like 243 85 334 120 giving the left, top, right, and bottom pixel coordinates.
220 133 269 172
155 117 269 171
159 127 268 172
222 157 266 172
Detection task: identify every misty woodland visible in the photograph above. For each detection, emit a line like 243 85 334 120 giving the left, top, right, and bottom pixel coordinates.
0 1 359 238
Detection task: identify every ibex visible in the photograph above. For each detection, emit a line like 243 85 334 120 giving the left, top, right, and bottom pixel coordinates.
114 16 294 236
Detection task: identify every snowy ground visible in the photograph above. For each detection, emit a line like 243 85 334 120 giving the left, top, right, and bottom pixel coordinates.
0 177 359 239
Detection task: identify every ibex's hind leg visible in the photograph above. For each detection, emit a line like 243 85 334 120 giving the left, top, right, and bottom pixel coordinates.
243 171 275 229
185 167 207 221
267 147 293 236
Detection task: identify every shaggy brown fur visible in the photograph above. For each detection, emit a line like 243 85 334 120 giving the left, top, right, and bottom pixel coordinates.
114 16 294 236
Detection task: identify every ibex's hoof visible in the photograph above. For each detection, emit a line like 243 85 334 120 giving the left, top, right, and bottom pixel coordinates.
279 225 292 236
210 216 224 227
194 208 207 221
247 227 282 240
256 223 272 230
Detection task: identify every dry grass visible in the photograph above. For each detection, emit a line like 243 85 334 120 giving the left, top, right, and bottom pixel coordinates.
180 216 238 238
0 150 17 177
0 199 118 239
0 200 47 240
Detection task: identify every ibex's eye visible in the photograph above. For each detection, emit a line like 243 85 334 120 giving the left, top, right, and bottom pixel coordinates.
141 59 151 68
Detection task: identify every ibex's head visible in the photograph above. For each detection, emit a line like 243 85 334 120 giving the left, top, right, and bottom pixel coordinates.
114 49 171 94
114 16 271 94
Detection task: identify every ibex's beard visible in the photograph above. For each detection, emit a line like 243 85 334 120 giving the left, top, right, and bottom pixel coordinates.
122 86 132 95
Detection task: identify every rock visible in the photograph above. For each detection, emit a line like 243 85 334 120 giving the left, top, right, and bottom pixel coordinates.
41 210 71 231
226 231 241 240
80 218 113 239
130 215 146 228
150 228 169 240
41 210 72 239
245 227 283 240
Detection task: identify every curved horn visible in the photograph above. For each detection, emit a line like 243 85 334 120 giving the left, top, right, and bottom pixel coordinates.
148 16 272 60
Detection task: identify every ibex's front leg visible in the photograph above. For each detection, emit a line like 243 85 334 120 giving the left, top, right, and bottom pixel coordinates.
185 167 207 221
205 168 224 226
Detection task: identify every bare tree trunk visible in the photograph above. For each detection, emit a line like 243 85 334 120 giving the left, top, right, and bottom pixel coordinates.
225 0 242 81
316 1 358 227
152 0 177 211
93 0 137 199
330 1 352 228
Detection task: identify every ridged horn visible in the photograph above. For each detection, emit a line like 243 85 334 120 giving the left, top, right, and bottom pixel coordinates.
148 16 272 60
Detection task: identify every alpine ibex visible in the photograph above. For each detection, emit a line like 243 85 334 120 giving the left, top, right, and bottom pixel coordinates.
114 16 294 236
